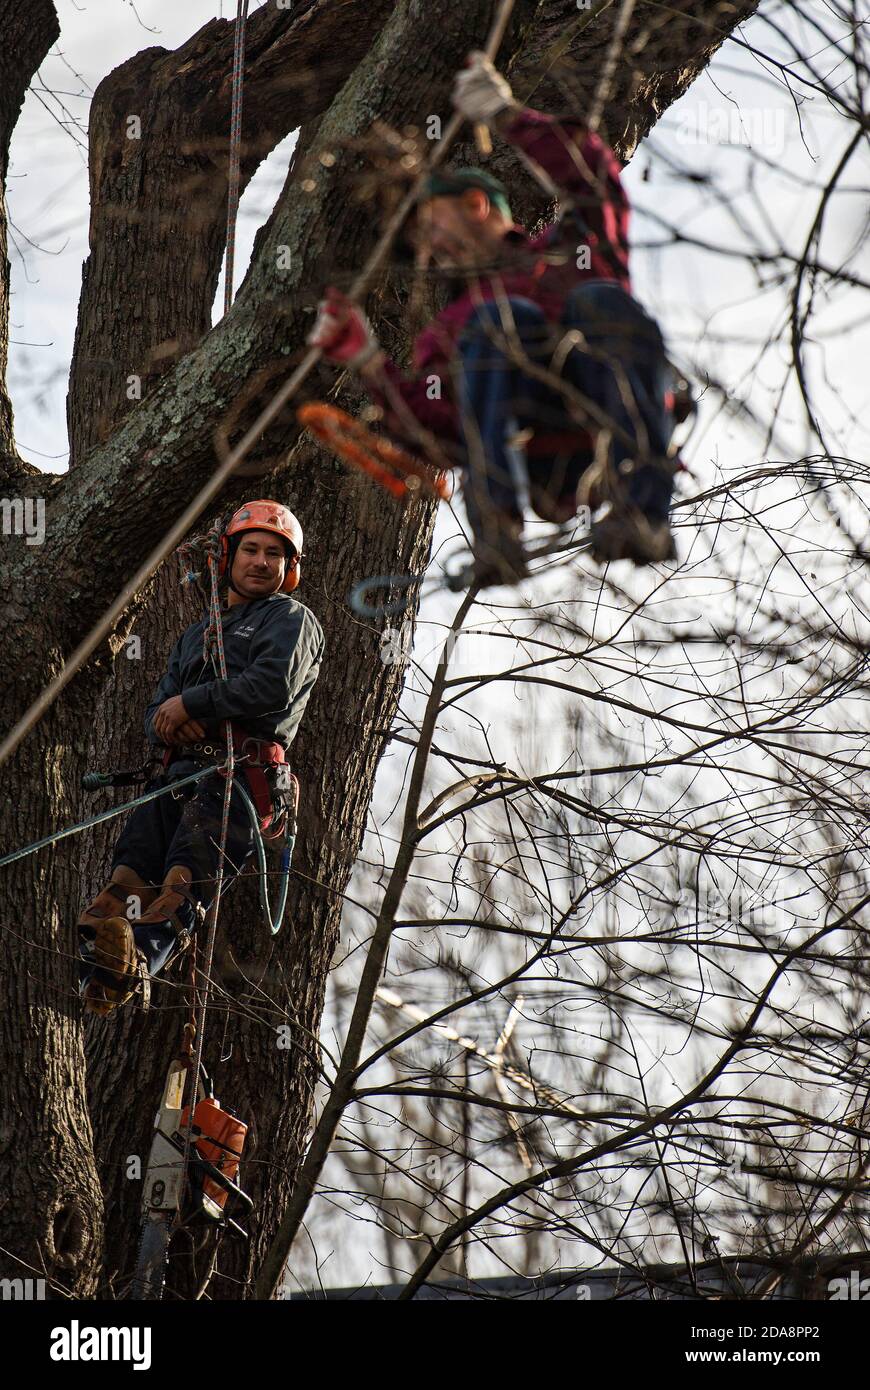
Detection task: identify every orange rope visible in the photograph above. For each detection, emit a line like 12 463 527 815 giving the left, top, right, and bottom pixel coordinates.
298 403 451 501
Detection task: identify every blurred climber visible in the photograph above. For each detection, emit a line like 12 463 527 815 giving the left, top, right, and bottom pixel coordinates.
309 51 687 586
77 501 324 1016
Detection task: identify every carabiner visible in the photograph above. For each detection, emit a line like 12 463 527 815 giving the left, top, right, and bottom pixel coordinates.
349 573 419 619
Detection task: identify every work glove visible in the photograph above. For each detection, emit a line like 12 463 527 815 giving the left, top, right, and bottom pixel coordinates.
452 51 517 125
308 287 380 369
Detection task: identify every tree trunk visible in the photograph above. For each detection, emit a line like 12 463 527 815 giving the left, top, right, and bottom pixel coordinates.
0 0 104 1298
0 0 759 1298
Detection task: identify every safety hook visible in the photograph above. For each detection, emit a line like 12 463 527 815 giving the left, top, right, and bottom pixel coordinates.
349 573 420 619
444 556 476 593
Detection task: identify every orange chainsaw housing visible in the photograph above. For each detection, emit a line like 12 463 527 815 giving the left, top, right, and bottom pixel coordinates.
298 403 450 501
181 1097 247 1215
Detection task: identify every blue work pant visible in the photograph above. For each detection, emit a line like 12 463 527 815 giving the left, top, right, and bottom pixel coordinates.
455 281 675 540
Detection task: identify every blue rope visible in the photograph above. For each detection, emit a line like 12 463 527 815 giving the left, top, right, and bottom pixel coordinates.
0 764 222 871
349 573 419 619
234 780 293 936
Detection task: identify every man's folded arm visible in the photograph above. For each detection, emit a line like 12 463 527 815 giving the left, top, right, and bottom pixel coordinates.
181 606 323 724
144 641 184 744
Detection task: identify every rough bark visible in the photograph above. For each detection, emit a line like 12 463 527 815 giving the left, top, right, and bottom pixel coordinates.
0 0 104 1298
0 0 760 1298
515 0 761 153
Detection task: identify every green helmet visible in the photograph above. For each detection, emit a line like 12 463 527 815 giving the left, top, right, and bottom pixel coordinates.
421 168 513 222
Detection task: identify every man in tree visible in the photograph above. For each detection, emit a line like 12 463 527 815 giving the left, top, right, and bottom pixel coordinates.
77 500 324 1016
309 52 681 584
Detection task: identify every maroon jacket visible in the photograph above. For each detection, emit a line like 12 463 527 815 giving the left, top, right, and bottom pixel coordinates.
374 107 631 442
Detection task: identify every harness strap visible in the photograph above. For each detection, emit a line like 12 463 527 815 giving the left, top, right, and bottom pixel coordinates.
163 726 289 833
241 764 274 827
230 723 285 767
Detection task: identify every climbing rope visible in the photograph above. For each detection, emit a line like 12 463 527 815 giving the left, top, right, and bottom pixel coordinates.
298 403 451 501
235 780 292 936
223 0 250 316
176 518 226 639
0 764 221 871
179 540 237 1193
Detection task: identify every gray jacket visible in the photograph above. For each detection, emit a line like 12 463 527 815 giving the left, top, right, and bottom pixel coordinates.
144 593 324 751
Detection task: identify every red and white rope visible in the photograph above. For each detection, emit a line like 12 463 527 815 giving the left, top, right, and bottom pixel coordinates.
224 1 250 316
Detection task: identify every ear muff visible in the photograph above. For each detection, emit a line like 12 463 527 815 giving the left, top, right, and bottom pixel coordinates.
281 549 300 593
218 532 231 580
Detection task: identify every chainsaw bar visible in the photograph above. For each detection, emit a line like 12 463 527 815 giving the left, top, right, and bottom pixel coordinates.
131 1212 174 1301
130 1054 189 1301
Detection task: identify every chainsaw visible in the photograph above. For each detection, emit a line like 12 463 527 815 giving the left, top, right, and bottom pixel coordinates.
131 1052 253 1300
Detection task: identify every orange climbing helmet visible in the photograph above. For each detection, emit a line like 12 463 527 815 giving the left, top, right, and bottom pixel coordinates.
220 499 304 593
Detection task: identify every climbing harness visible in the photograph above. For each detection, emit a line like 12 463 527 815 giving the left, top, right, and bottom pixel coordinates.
156 726 299 937
298 403 451 502
161 728 297 838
